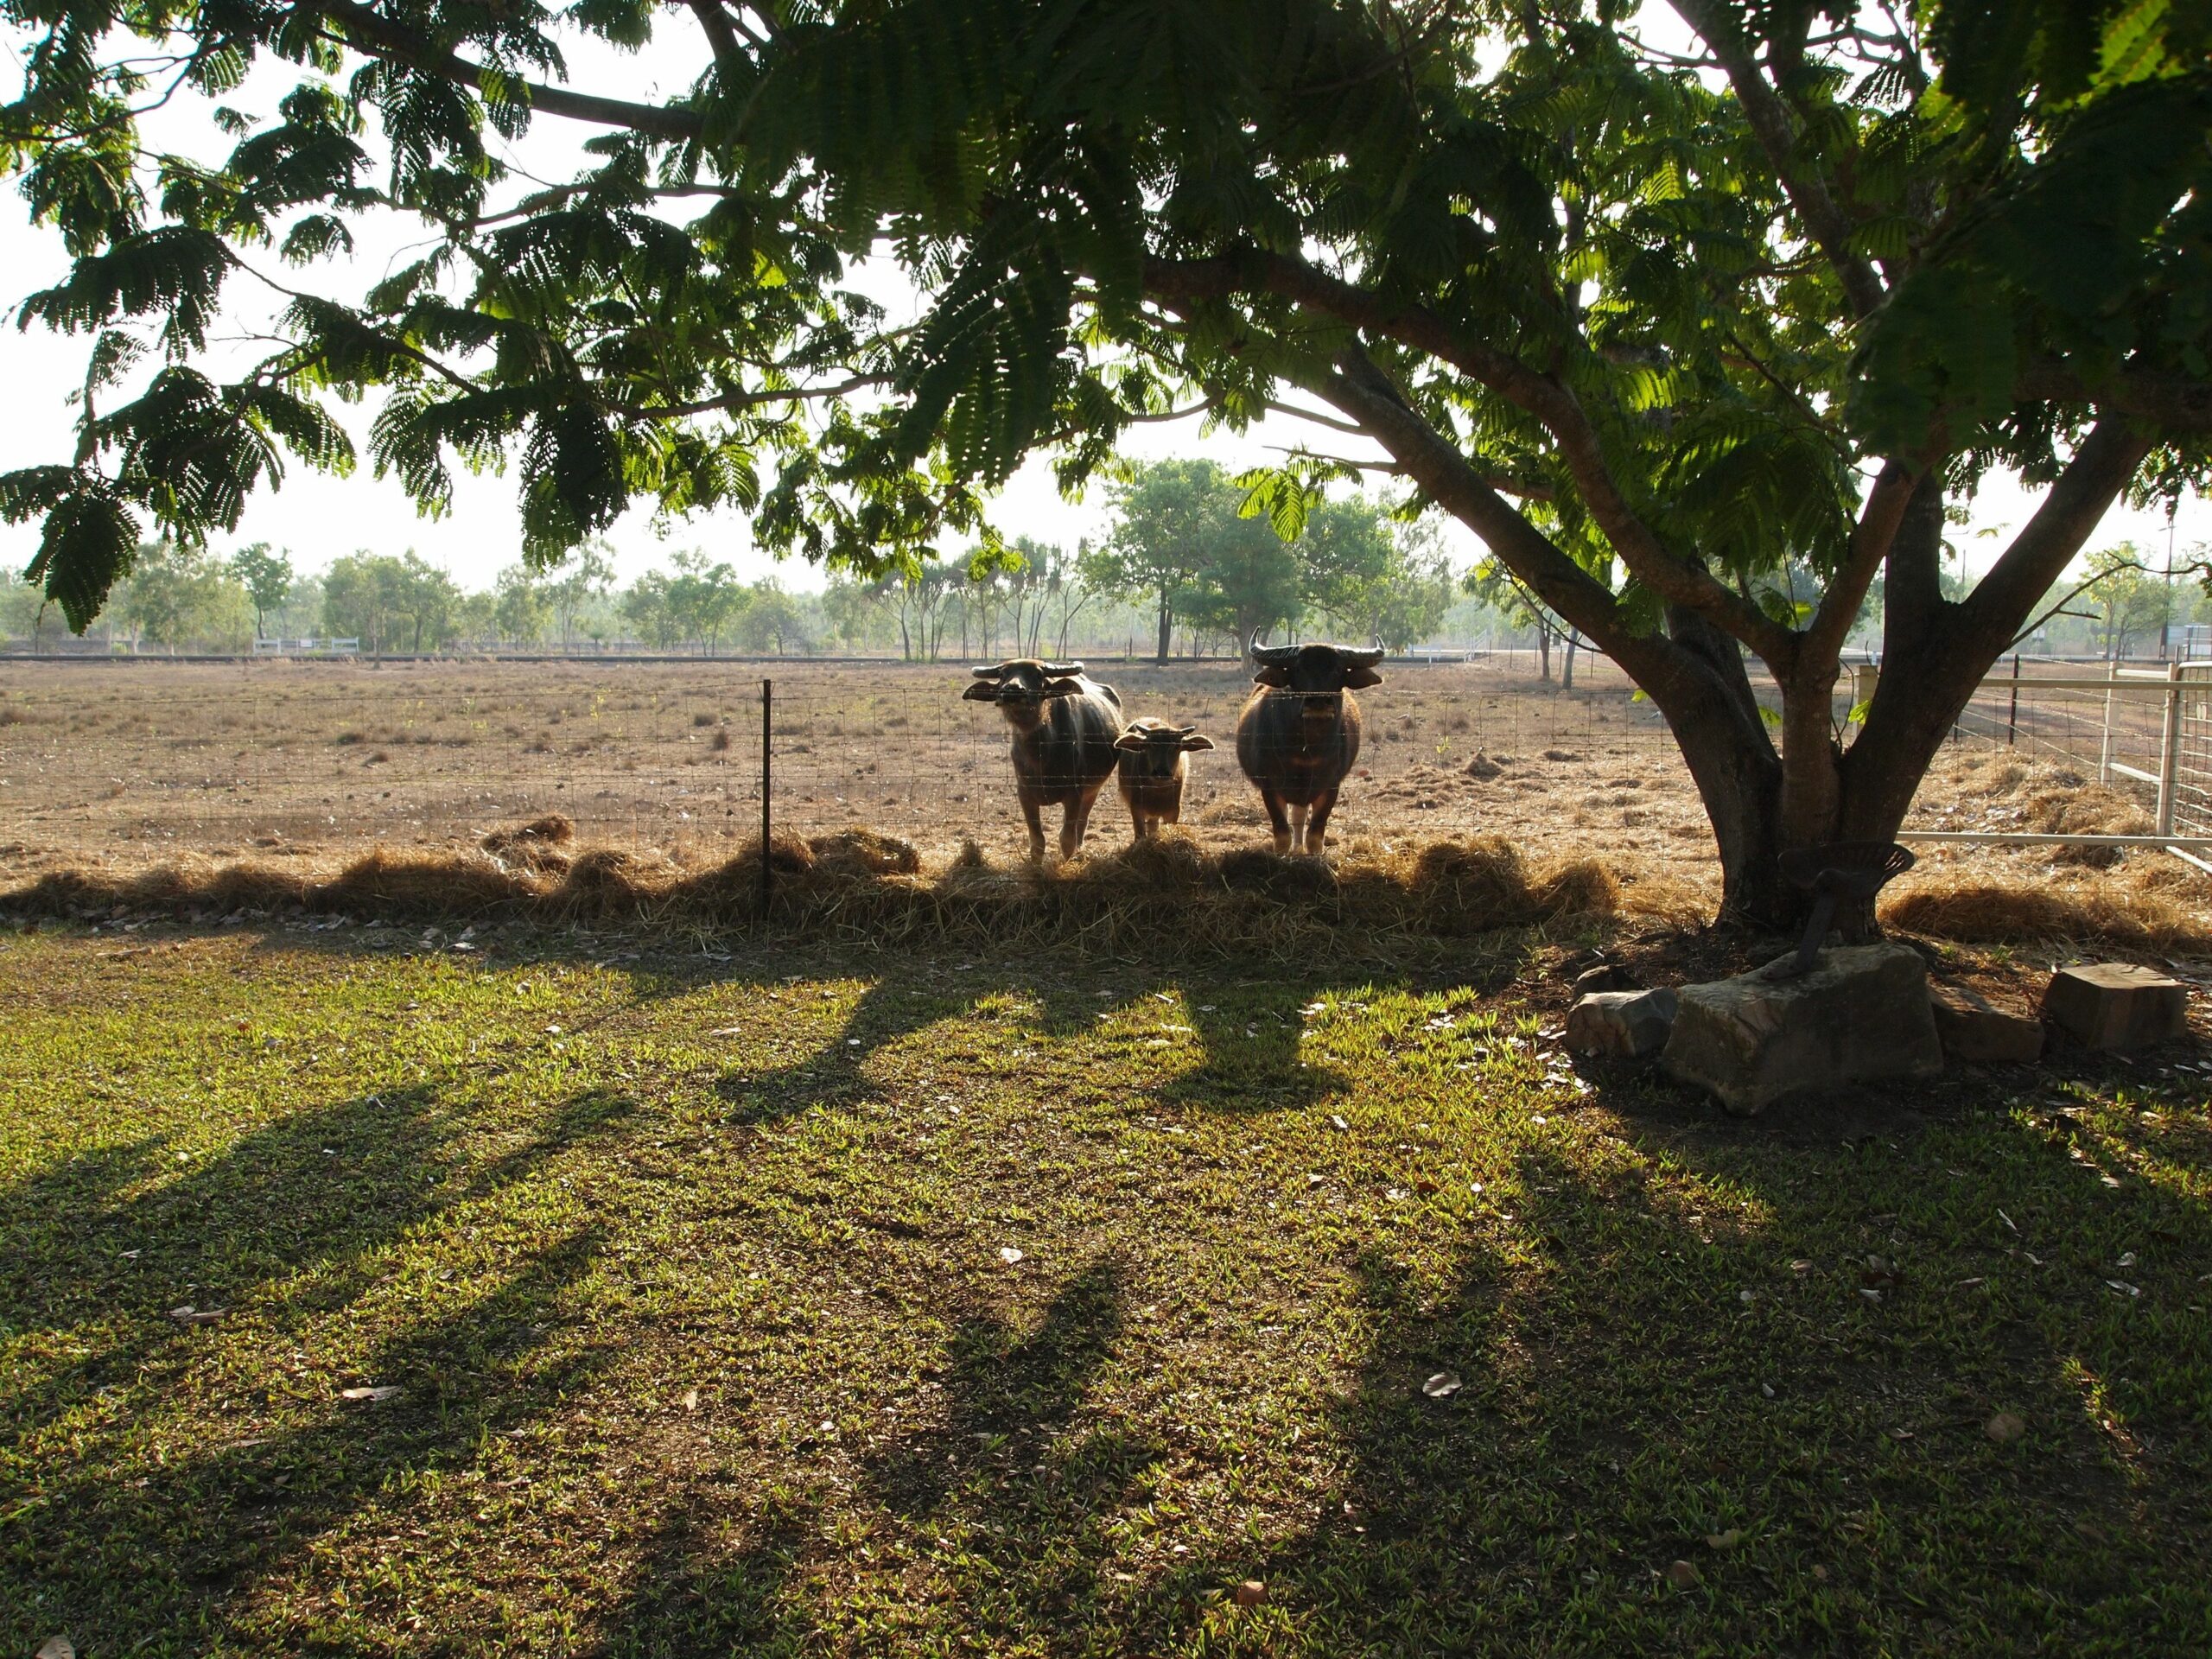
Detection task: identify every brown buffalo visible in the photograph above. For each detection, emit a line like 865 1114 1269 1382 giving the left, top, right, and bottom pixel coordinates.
963 659 1124 860
1112 718 1216 842
1235 634 1384 855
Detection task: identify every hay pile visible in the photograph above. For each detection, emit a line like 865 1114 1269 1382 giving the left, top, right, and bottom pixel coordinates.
1 827 1618 957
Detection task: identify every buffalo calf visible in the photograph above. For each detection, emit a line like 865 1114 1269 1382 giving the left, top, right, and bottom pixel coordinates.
1113 718 1215 842
963 659 1123 860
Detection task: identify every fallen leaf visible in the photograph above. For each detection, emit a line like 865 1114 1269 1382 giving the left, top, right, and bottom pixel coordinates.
1414 1177 1439 1195
1232 1580 1268 1607
1665 1559 1700 1589
1421 1370 1462 1399
680 1389 700 1412
167 1305 227 1325
1330 1115 1350 1132
36 1637 74 1659
2107 1279 2140 1298
2117 1251 2137 1268
1985 1411 2026 1444
1704 1529 1742 1551
339 1385 403 1402
998 1247 1025 1266
704 1026 744 1037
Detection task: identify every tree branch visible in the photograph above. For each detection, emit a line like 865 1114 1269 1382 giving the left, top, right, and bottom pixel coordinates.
1799 460 1916 672
1960 419 2155 651
314 0 703 143
1667 0 1886 320
1308 348 1626 648
684 0 747 81
1142 251 1799 664
2014 358 2212 436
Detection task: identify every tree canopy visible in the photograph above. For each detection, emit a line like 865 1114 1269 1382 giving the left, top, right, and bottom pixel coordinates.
5 0 2209 915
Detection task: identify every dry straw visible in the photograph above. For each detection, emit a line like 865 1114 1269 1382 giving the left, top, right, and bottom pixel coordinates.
1 822 1618 958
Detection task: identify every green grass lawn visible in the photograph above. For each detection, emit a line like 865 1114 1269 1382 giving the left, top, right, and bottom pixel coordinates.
3 922 2209 1656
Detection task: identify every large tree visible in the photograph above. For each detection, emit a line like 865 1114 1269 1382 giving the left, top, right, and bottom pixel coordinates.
4 0 2209 918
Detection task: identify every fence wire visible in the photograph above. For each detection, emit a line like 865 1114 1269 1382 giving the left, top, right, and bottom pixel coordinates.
6 652 2205 878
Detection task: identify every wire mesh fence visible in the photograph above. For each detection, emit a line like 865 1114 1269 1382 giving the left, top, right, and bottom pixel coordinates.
0 653 1702 872
8 651 2210 881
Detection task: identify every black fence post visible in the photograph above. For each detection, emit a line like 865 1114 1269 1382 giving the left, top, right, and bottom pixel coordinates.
2007 653 2021 747
760 677 772 921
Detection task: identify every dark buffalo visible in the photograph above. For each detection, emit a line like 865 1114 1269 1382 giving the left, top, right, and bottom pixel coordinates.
963 659 1124 860
1235 634 1384 855
1112 718 1215 842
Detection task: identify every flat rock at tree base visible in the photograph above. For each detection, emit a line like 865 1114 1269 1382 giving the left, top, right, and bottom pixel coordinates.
1660 944 1942 1116
1932 983 2046 1065
1566 988 1678 1058
2042 963 2188 1051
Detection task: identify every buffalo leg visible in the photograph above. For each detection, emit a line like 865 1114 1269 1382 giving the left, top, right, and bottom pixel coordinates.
1306 785 1341 854
1260 789 1293 855
1020 792 1048 862
1064 781 1104 858
1288 801 1311 855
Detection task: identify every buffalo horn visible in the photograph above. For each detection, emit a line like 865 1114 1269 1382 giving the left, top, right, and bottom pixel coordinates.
970 664 1003 678
1248 630 1300 665
1039 661 1084 676
1342 645 1385 667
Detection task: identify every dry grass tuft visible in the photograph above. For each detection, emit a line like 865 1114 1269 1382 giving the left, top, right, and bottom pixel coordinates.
480 813 577 874
2 823 1623 957
321 848 533 920
1883 863 2212 953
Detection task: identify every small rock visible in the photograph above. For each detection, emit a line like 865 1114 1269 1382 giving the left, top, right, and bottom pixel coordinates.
1985 1411 2026 1444
1421 1370 1463 1398
1665 1559 1700 1588
1573 962 1642 996
1232 1580 1268 1607
1931 984 2045 1065
2043 963 2187 1051
1661 944 1942 1116
1566 988 1678 1059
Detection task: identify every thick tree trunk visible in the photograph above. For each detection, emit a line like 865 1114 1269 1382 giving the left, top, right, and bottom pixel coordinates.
1155 589 1172 665
1535 625 1551 681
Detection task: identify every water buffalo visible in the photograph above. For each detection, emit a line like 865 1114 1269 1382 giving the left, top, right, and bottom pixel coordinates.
1113 718 1215 842
1236 634 1384 855
963 659 1124 861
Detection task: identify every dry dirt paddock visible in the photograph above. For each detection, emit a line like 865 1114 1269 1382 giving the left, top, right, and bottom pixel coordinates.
2 654 2206 928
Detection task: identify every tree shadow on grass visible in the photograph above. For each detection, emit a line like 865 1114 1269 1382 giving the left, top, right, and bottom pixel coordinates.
0 1079 639 1655
1179 1078 2212 1653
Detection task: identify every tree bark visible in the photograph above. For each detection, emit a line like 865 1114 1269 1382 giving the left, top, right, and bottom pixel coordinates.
1155 587 1173 665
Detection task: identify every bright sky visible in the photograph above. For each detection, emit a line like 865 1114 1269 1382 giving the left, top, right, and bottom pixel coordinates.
0 16 2202 599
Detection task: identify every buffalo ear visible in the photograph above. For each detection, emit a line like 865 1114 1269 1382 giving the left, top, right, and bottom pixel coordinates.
1181 734 1216 752
1113 730 1147 752
962 679 1001 702
1252 664 1290 687
1344 665 1384 690
1040 677 1083 698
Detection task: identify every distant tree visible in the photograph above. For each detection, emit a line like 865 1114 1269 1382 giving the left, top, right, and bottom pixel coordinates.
227 543 293 640
2082 543 2171 660
666 550 745 651
1182 506 1301 654
117 541 250 650
1087 461 1224 665
494 564 551 645
620 572 679 649
543 540 616 646
321 552 461 652
736 581 809 654
454 588 499 646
